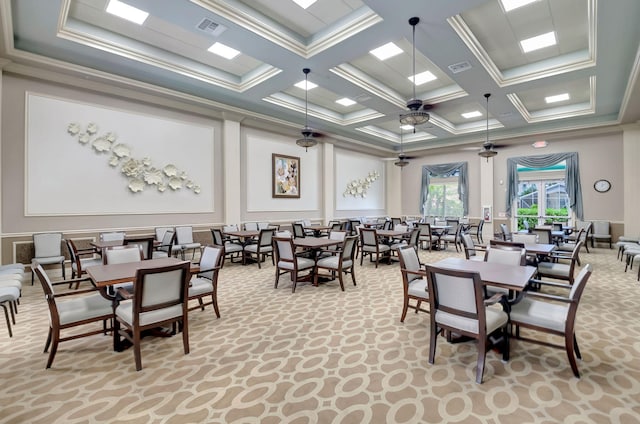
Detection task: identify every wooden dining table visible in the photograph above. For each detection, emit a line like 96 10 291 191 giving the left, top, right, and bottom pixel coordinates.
428 257 536 292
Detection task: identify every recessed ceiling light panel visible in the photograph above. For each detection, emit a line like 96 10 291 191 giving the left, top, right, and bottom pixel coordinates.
294 80 318 90
207 42 240 59
336 98 356 106
400 124 414 131
292 0 317 9
461 111 482 119
545 93 570 103
106 0 149 25
409 71 437 86
370 42 403 61
520 31 556 53
500 0 540 12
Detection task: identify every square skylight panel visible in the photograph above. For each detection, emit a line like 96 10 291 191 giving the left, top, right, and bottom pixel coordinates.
207 42 240 59
520 31 556 53
409 71 437 86
294 80 318 90
370 42 403 61
461 111 482 119
545 93 570 103
336 98 356 106
500 0 540 12
292 0 317 9
106 0 149 25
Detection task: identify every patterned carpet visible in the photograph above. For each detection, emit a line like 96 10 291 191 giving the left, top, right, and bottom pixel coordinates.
1 245 640 424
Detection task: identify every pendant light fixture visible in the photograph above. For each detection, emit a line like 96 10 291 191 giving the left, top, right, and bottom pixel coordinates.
478 93 498 161
296 68 318 151
394 128 409 168
399 17 430 126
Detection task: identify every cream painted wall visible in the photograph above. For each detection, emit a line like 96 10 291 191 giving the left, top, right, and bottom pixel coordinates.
623 124 640 236
335 149 384 211
1 75 224 234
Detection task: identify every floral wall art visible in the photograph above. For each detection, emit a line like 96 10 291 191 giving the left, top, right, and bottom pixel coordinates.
25 93 215 215
343 171 379 198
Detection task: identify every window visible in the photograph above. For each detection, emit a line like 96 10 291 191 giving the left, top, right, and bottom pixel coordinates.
515 163 571 229
424 173 463 218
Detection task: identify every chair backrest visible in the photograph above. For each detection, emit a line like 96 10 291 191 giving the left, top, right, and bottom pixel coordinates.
512 233 538 245
341 236 358 262
397 245 422 283
199 245 224 281
460 234 478 259
292 223 306 238
244 222 258 231
592 220 610 235
124 235 155 259
33 232 63 258
223 224 239 233
349 219 362 234
133 262 190 317
394 224 408 233
33 263 61 323
257 229 275 247
104 245 144 265
257 222 271 230
302 219 312 227
569 263 592 303
407 228 421 248
485 246 526 266
391 217 402 227
274 237 295 263
330 222 343 231
211 229 224 245
523 220 530 231
425 265 485 331
360 228 378 247
99 232 126 242
445 219 459 232
329 231 347 241
155 227 174 242
175 226 195 244
382 220 392 230
159 230 176 252
532 228 552 244
275 230 292 238
552 222 564 232
65 239 78 264
499 224 510 240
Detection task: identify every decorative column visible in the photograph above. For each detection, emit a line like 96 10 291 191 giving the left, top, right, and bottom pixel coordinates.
223 119 241 225
622 123 640 236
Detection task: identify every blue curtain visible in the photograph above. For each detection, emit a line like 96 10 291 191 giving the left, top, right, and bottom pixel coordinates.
419 162 468 216
505 152 583 220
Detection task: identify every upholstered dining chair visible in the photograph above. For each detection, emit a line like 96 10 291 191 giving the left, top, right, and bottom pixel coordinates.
155 227 174 244
65 239 103 282
292 222 306 239
0 286 20 337
113 261 191 371
33 262 113 369
103 245 144 295
590 220 612 248
314 235 358 291
537 241 583 285
32 232 66 284
124 235 155 259
397 245 429 323
460 234 486 262
359 228 391 268
211 228 243 265
243 222 258 231
509 264 592 378
152 230 176 259
273 237 316 293
175 226 202 260
417 223 434 251
484 244 527 299
425 265 510 384
99 231 126 242
189 245 224 318
532 228 552 245
244 228 275 268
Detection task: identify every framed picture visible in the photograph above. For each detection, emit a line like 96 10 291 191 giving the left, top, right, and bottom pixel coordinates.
272 154 300 198
482 205 492 223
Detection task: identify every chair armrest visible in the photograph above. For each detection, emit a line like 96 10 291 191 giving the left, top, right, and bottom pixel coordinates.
196 266 221 275
51 277 94 287
527 279 572 290
524 291 572 303
116 287 133 300
402 268 426 278
484 292 504 306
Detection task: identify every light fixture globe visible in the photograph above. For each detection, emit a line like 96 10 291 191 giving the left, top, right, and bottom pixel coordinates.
394 153 410 167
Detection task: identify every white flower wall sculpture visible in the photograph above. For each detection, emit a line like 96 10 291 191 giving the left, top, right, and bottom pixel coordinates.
67 122 201 194
343 170 380 198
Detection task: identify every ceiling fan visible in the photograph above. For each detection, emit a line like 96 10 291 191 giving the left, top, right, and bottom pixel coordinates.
478 93 498 160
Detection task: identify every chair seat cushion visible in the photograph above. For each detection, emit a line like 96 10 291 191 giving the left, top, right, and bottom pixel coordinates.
436 307 507 335
224 243 243 253
363 245 390 253
509 297 568 332
278 257 315 270
116 301 183 327
316 256 351 269
178 243 201 250
72 258 103 272
0 279 22 289
189 277 213 296
35 256 65 265
57 294 113 325
152 251 169 259
390 242 407 250
0 286 20 302
0 263 25 272
244 245 273 254
407 277 428 300
537 262 570 277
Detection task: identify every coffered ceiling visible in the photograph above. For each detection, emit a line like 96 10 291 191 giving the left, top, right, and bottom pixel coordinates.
2 0 640 156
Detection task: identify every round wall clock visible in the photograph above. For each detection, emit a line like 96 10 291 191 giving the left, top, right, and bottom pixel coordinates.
594 179 611 193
